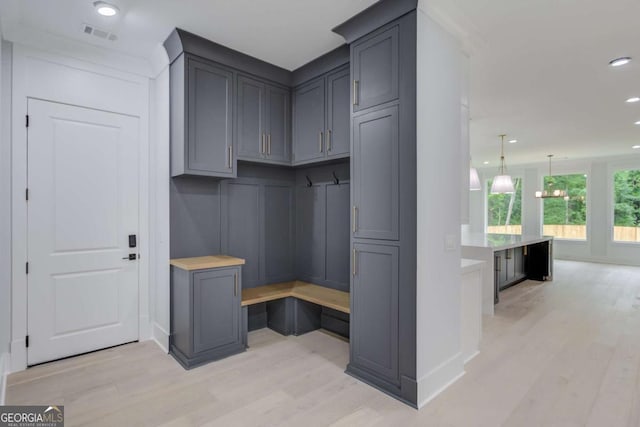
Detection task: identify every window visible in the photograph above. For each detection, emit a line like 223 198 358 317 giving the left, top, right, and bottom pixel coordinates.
542 174 587 240
613 169 640 243
487 177 522 234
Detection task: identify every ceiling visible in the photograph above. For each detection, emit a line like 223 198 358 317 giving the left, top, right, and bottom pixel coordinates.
2 0 639 167
437 0 640 166
0 0 376 70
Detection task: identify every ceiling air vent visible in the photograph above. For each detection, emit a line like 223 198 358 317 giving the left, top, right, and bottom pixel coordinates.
82 23 118 41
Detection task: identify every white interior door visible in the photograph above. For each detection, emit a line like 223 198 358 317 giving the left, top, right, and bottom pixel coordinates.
27 98 140 365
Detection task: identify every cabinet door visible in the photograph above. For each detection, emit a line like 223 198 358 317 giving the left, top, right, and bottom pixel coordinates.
264 184 294 282
325 183 350 290
352 106 399 240
187 58 235 176
293 78 326 164
237 75 265 161
266 85 291 163
295 185 326 282
352 26 399 112
326 67 350 158
351 243 399 385
223 182 261 287
192 268 240 354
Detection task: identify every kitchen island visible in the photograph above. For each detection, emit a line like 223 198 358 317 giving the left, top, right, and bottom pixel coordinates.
461 233 553 315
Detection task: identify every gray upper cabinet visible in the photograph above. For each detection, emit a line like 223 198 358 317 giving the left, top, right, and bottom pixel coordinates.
236 75 265 162
325 67 351 159
192 268 241 354
171 54 236 178
352 105 399 241
265 86 291 163
352 26 399 112
293 65 350 166
350 243 399 385
293 77 326 164
237 75 291 165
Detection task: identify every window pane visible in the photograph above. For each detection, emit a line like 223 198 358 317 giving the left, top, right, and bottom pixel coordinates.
542 174 587 240
487 177 522 235
613 169 640 243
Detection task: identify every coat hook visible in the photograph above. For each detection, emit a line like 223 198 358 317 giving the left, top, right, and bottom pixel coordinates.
332 171 339 185
306 175 313 187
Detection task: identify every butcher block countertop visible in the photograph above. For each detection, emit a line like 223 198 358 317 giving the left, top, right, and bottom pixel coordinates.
169 255 246 271
241 281 350 314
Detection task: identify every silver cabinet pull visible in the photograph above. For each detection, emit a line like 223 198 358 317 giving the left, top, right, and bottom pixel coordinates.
353 80 359 106
234 272 238 296
352 206 358 233
261 133 265 154
228 145 233 169
319 131 323 153
268 134 271 155
352 249 357 277
326 129 332 152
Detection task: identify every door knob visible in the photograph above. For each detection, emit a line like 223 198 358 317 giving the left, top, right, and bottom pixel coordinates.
122 254 137 260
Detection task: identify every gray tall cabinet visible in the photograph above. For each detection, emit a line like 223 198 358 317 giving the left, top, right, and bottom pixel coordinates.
334 0 418 406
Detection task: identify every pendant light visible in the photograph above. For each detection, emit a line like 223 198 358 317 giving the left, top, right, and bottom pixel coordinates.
470 167 481 191
490 134 515 194
535 154 567 198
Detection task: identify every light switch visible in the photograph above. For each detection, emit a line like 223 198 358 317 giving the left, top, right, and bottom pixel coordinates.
445 234 457 251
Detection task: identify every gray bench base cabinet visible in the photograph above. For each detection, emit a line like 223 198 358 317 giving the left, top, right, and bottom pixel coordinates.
170 266 245 369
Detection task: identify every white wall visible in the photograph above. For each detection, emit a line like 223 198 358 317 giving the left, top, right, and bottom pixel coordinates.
149 59 171 352
0 39 12 362
470 154 640 266
416 6 464 407
5 35 154 371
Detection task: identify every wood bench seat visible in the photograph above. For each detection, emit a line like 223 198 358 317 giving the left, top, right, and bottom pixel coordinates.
241 281 350 314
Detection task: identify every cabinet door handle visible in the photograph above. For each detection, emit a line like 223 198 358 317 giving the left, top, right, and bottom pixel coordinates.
261 133 265 154
319 131 324 153
228 145 233 169
353 80 359 106
234 273 238 296
326 129 332 152
495 256 501 272
523 245 528 256
268 134 271 155
352 248 357 277
352 206 358 233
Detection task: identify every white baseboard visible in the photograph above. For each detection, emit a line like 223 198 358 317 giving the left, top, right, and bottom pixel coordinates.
152 322 169 353
417 352 465 409
463 350 480 365
1 352 8 405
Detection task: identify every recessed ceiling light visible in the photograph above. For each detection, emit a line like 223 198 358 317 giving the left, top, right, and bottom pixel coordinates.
609 57 632 67
483 161 490 165
94 1 119 16
626 97 640 103
508 139 518 144
635 120 640 125
633 145 640 149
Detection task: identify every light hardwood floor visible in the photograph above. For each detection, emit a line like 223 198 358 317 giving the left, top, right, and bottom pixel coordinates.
7 260 640 426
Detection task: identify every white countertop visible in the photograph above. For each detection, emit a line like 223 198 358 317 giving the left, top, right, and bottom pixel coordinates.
461 233 553 251
461 258 484 274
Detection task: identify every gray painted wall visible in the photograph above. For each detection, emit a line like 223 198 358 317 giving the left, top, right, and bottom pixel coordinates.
0 40 13 357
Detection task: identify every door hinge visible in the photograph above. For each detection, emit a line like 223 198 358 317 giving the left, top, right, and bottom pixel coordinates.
26 262 29 274
25 188 29 201
25 114 29 127
25 335 29 348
